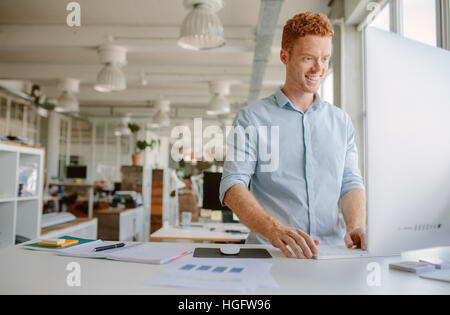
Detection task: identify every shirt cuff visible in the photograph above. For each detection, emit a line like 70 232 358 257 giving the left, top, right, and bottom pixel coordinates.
340 183 365 198
219 175 250 206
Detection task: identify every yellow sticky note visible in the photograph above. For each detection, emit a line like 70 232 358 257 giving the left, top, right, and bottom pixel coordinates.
37 239 79 247
41 238 65 245
211 211 222 222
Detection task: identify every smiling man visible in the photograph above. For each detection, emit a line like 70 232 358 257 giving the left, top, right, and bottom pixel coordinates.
219 12 367 259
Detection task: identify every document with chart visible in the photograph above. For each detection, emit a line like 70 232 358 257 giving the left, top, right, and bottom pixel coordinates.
147 258 279 292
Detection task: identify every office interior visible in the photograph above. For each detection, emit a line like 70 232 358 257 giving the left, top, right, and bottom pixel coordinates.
0 0 449 292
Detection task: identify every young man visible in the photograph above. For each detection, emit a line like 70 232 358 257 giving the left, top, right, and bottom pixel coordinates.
219 12 367 259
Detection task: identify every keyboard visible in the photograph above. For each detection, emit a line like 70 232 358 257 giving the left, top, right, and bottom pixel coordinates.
314 245 369 260
41 212 76 228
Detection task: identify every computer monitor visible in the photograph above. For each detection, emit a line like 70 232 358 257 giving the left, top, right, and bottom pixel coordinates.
364 27 450 256
202 172 237 223
66 166 87 179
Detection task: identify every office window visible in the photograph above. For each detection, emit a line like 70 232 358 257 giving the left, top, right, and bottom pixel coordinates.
0 94 38 143
26 105 38 143
403 0 437 46
369 2 391 31
58 117 70 178
321 71 334 105
8 101 25 138
93 120 137 181
70 119 92 167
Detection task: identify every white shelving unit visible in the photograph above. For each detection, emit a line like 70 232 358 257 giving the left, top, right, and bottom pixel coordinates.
0 141 44 248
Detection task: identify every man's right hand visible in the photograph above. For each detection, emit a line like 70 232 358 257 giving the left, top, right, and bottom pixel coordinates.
223 185 319 259
267 223 320 259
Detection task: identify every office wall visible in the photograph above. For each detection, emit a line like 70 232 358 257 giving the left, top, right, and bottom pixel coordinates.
330 0 366 178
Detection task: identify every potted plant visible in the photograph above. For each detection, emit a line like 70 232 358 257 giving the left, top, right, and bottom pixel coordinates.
128 123 141 166
128 122 160 166
134 139 160 166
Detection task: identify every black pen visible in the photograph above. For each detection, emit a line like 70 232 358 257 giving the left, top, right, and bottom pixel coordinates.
94 243 125 252
225 229 248 234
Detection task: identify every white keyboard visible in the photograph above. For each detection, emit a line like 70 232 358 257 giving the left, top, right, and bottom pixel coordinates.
41 212 76 228
314 245 369 260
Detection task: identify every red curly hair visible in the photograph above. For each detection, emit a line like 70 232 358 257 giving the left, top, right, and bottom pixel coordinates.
282 12 334 52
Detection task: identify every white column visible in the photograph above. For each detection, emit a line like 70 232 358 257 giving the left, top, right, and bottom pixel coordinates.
90 120 96 182
22 105 28 138
5 97 11 135
66 118 72 166
159 136 170 169
115 134 121 181
46 111 61 181
437 0 450 50
390 0 404 35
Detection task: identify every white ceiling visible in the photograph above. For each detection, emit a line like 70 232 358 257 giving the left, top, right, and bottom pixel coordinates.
0 0 331 120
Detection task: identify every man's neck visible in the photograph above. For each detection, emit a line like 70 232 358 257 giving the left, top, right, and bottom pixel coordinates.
281 84 315 113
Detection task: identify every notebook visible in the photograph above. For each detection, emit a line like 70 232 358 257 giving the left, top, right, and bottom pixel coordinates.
56 241 193 265
37 239 79 247
56 240 128 258
23 236 95 252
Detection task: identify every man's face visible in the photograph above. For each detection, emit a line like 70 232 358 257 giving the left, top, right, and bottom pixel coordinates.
280 35 332 94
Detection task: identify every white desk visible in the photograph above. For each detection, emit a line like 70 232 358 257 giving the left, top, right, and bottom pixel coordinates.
150 223 249 243
0 241 449 294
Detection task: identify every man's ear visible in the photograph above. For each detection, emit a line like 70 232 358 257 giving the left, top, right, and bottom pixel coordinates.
280 48 288 65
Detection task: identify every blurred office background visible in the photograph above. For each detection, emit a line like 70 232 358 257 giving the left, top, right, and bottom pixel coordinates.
0 0 448 247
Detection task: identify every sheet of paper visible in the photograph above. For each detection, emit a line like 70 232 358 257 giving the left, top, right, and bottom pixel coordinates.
314 245 368 259
105 244 193 264
147 258 279 292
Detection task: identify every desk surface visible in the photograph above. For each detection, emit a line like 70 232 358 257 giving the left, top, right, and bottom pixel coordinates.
150 223 249 243
0 241 449 294
40 218 97 236
48 183 94 188
94 208 136 215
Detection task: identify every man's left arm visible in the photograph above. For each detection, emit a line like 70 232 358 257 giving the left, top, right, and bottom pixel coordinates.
341 188 367 250
340 114 367 250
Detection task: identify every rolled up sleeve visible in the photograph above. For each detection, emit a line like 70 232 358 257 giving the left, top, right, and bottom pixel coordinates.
340 115 365 197
219 110 257 205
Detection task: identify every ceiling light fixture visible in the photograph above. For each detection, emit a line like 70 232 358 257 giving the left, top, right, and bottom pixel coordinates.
206 80 231 115
150 110 171 128
149 99 171 128
94 45 127 93
55 78 80 113
113 117 132 137
178 0 226 51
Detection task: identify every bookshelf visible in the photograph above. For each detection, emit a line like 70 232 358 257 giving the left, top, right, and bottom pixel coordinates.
0 141 44 248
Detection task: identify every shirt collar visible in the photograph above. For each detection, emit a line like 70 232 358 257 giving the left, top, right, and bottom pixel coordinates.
274 88 324 113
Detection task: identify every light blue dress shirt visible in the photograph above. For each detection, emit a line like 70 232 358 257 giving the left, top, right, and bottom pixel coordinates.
219 88 365 245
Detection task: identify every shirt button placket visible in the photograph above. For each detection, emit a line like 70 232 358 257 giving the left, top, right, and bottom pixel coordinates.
303 114 314 236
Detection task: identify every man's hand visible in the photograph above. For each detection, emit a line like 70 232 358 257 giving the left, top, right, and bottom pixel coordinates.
344 228 367 250
268 223 320 259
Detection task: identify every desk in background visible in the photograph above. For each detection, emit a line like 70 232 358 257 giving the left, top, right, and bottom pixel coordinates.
48 183 94 218
150 223 249 243
40 218 97 240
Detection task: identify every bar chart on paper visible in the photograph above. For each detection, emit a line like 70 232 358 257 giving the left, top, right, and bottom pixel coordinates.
146 258 279 292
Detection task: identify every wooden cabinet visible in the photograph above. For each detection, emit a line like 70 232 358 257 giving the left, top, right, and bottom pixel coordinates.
150 169 163 234
120 166 143 193
94 207 144 241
